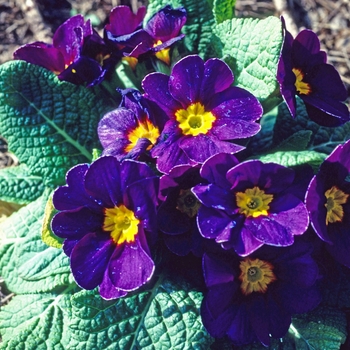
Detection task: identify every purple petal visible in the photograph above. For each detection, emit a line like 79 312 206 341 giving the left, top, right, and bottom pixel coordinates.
51 207 103 239
168 55 204 106
202 253 234 287
70 232 115 289
84 156 123 207
108 237 155 291
99 268 128 300
142 73 181 116
145 5 186 42
305 102 350 127
200 58 234 100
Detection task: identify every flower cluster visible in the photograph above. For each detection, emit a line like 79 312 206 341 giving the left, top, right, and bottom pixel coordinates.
14 3 350 348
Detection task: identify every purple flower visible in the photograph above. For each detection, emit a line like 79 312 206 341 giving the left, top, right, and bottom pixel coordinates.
13 15 113 86
157 164 209 256
277 19 349 126
306 140 350 268
201 240 321 346
98 88 168 161
192 154 309 256
51 156 159 300
142 55 263 173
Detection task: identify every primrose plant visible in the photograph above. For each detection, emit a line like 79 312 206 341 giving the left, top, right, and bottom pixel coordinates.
0 1 350 349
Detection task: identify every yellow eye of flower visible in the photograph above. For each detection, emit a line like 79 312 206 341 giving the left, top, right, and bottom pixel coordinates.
324 186 349 225
175 102 216 136
292 68 312 95
153 40 171 65
176 189 201 218
103 205 140 245
235 186 273 218
239 258 276 295
125 118 160 153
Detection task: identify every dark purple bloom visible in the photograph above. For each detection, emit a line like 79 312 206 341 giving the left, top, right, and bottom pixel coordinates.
13 15 114 86
192 154 309 256
157 164 209 256
98 88 168 161
306 139 350 268
142 55 263 173
51 156 159 299
201 240 321 346
277 19 349 126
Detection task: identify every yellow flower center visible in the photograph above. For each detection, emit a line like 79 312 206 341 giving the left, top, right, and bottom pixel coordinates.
176 189 201 218
153 40 171 65
239 258 276 295
125 118 160 153
103 204 140 245
324 186 349 225
236 186 273 218
175 102 216 136
292 68 312 95
122 56 138 70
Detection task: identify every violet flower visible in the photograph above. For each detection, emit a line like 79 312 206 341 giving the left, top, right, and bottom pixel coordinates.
192 154 309 256
51 156 159 300
306 139 350 267
277 19 349 126
142 55 263 173
98 88 168 161
13 15 113 86
201 240 321 346
157 164 208 256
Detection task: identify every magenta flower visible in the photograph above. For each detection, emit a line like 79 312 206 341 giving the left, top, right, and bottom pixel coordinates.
192 154 309 256
98 88 168 161
277 19 349 126
201 240 321 346
142 55 263 173
306 140 350 267
13 15 113 85
51 157 159 299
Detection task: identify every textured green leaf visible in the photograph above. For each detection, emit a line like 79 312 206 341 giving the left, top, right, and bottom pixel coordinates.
212 16 283 110
0 61 108 187
271 130 313 152
212 0 236 24
0 286 76 350
274 97 350 155
289 306 347 350
146 0 215 58
0 190 74 294
257 150 327 172
0 164 45 204
69 276 213 350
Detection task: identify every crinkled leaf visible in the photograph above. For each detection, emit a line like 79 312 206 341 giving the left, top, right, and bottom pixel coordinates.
0 286 76 350
289 306 347 350
274 97 350 155
0 61 108 187
0 164 45 204
212 16 283 111
69 276 213 350
146 0 215 58
0 190 74 294
257 150 327 172
271 130 313 152
212 0 236 24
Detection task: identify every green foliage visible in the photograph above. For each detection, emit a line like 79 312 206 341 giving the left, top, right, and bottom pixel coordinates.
212 16 283 111
273 97 350 155
212 0 236 24
0 191 74 294
0 163 45 204
0 61 109 187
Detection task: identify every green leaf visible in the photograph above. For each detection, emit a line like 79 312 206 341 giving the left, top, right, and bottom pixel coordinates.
0 164 45 204
257 150 327 172
289 306 347 350
69 276 213 349
0 286 76 350
0 61 108 187
271 130 313 152
212 16 283 111
274 97 350 155
146 0 215 58
0 190 74 294
212 0 236 24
